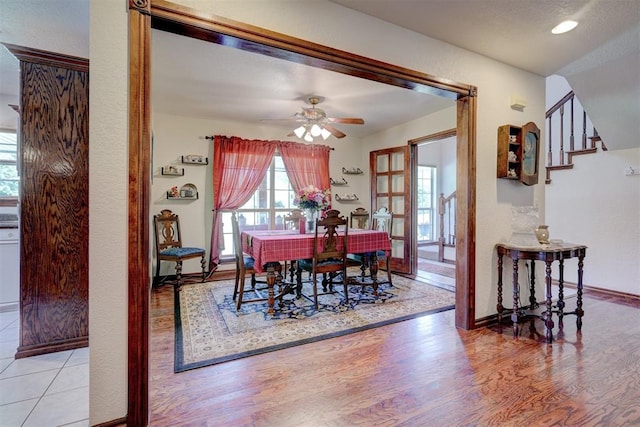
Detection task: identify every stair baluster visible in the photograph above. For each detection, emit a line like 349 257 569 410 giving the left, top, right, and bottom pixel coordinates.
545 90 605 184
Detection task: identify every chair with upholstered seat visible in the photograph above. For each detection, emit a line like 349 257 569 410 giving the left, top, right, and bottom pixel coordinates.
350 207 369 230
231 211 282 310
153 209 206 289
347 206 393 287
296 209 349 310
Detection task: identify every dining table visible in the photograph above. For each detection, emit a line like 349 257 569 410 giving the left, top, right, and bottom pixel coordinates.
241 228 391 314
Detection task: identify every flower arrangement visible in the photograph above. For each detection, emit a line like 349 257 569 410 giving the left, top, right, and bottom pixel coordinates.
294 185 330 211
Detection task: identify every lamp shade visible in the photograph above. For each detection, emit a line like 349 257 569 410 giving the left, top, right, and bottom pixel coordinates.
293 125 306 138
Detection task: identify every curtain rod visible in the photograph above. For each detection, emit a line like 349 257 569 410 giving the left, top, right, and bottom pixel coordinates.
203 135 334 149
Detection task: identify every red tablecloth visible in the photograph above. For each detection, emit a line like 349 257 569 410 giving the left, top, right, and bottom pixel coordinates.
241 229 391 273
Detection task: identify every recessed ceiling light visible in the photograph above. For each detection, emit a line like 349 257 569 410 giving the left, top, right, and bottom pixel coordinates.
552 20 578 34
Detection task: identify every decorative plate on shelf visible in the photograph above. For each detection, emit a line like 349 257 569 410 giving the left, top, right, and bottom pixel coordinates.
179 183 198 198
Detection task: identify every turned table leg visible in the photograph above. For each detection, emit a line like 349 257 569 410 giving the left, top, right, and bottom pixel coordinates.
511 257 520 337
576 254 585 330
497 253 504 328
543 260 555 343
266 266 276 315
370 252 379 295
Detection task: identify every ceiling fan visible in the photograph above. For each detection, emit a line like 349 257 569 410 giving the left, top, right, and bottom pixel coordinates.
273 96 365 140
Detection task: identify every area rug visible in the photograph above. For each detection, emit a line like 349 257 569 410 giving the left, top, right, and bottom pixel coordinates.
174 273 455 372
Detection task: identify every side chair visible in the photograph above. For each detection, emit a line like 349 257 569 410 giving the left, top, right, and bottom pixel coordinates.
153 209 206 289
231 211 282 311
350 207 369 230
283 209 304 230
296 209 349 310
347 206 394 288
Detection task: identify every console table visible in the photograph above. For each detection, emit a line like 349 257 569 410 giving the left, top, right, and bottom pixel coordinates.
495 242 587 343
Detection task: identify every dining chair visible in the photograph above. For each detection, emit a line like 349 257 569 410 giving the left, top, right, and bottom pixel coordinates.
153 209 206 289
231 211 282 310
347 206 394 287
296 209 349 310
350 207 369 230
283 209 305 230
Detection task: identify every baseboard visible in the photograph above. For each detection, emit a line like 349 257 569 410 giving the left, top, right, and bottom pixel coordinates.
92 416 127 427
476 282 640 329
15 336 88 359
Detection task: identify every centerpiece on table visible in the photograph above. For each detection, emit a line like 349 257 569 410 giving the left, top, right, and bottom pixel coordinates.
294 185 330 233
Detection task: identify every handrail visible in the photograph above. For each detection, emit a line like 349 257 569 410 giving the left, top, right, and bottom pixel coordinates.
546 91 574 118
438 191 456 262
545 90 603 183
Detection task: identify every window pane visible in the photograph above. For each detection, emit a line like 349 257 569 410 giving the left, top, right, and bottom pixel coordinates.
0 131 18 197
221 155 296 257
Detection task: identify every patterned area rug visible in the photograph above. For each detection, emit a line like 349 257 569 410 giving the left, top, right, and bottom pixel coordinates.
174 273 455 372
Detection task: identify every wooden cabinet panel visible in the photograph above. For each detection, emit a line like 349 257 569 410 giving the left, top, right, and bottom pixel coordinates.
5 44 89 358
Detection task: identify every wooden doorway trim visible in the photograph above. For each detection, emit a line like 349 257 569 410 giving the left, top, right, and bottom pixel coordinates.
128 0 477 424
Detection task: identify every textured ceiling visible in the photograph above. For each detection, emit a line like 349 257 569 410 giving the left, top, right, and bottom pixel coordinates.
1 0 638 140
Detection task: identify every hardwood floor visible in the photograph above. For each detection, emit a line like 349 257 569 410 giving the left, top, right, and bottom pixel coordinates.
150 284 640 426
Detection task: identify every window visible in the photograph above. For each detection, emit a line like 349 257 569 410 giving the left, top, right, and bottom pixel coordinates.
417 165 436 242
0 130 19 200
219 155 296 258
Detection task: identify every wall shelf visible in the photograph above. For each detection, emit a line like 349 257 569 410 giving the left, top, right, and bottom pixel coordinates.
335 193 359 201
342 167 363 175
166 183 198 200
161 166 184 176
181 155 208 165
330 177 348 186
166 193 198 200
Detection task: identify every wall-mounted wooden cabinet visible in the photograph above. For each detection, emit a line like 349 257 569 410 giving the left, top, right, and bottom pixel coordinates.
497 122 540 186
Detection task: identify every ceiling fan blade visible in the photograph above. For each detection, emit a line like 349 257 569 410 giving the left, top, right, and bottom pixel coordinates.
324 124 346 139
327 117 364 125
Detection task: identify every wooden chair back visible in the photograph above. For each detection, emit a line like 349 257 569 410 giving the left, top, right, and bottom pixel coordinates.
350 207 369 229
314 209 348 267
283 209 304 230
372 206 392 235
154 209 184 252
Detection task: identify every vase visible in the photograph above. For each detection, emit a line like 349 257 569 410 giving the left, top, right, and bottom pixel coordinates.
535 225 550 244
305 209 318 234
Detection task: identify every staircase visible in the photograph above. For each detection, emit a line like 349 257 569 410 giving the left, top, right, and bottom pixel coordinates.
545 91 607 184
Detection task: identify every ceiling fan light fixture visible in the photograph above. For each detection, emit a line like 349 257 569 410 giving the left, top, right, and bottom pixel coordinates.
320 127 332 140
293 125 306 138
304 132 314 142
310 124 322 137
552 20 578 34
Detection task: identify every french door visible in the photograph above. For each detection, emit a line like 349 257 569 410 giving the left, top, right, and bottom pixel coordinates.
369 146 411 274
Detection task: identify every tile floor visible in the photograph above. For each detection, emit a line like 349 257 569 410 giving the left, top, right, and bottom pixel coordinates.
0 309 89 427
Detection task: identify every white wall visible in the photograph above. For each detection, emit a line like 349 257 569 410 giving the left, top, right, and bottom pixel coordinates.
89 1 128 424
546 77 640 295
93 0 546 421
546 148 640 294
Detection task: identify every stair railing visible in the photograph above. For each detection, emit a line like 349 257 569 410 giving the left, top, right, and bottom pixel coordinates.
545 90 606 183
438 191 456 263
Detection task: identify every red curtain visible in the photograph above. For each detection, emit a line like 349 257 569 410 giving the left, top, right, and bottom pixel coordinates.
209 136 277 269
276 140 331 197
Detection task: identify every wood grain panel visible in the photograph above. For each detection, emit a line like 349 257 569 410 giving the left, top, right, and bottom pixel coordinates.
12 48 89 358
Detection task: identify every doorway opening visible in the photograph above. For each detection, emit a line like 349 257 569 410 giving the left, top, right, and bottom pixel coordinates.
413 132 456 292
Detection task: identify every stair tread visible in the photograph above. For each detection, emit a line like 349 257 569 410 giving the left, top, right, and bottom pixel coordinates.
568 147 598 155
546 164 574 170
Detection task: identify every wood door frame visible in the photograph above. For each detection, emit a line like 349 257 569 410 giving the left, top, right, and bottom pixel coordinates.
128 0 476 424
